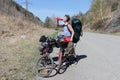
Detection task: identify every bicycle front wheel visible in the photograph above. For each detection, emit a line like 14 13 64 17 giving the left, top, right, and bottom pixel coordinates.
36 54 54 78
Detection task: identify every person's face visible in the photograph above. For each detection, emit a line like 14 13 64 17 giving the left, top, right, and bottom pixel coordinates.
63 16 68 22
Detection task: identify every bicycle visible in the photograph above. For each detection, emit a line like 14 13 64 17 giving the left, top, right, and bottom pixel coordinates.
36 35 76 78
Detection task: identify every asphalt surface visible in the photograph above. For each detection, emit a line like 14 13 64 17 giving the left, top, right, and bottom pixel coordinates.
37 32 120 80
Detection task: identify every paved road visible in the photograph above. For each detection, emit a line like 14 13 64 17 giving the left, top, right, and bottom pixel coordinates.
37 32 120 80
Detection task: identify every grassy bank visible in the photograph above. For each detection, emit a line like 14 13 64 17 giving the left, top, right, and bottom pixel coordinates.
0 28 56 80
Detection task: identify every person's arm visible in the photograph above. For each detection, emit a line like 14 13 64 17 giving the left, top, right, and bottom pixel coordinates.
68 24 74 41
57 20 64 27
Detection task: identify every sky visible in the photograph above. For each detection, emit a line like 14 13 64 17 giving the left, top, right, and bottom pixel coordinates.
16 0 92 22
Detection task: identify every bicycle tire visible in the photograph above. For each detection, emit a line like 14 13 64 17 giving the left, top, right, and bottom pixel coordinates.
36 54 54 78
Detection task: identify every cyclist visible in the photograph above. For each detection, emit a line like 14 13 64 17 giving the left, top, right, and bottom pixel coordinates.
57 15 75 56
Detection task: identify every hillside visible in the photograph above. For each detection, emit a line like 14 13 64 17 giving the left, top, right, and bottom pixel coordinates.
0 0 57 80
0 0 43 24
0 15 56 79
76 0 120 34
0 0 44 39
0 14 55 79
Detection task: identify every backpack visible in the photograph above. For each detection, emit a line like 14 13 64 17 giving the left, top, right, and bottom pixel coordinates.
71 19 83 43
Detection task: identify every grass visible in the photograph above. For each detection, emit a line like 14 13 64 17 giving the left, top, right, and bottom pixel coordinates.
51 30 60 38
0 34 38 80
83 25 120 36
12 37 39 80
0 27 56 80
0 10 59 80
112 32 120 36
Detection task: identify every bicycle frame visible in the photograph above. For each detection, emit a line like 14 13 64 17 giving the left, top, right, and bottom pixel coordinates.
36 41 77 77
58 48 64 63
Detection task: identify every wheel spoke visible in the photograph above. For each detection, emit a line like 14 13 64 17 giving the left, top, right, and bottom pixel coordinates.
36 54 54 77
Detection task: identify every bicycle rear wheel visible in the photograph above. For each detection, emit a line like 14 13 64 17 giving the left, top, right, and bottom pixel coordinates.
36 54 54 77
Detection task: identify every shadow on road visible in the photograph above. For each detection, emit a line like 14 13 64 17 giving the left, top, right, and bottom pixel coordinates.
47 55 87 78
65 55 87 66
75 55 87 64
52 55 87 62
